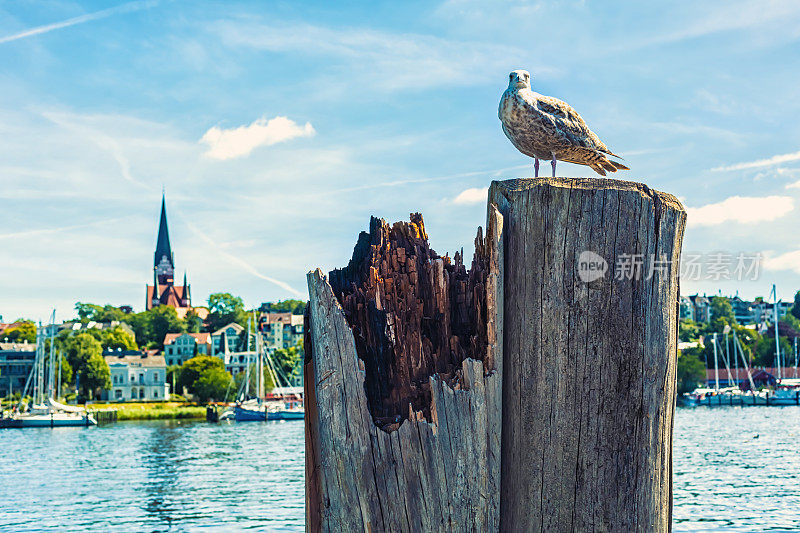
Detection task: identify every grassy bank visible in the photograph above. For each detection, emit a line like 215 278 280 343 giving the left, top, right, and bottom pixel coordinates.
88 401 206 421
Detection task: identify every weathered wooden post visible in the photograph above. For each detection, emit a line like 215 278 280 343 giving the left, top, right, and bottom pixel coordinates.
490 178 685 532
305 177 685 532
305 209 504 531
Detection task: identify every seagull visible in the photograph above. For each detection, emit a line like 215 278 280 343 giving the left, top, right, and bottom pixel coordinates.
499 69 629 177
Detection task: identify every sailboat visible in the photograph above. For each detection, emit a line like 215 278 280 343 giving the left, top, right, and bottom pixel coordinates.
232 314 304 422
0 312 97 428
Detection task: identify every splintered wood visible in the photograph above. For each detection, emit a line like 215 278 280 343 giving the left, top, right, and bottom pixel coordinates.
305 208 503 532
328 213 492 430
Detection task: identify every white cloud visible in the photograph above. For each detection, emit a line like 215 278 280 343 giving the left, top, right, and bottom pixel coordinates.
763 250 800 274
685 195 794 227
452 187 488 205
711 150 800 172
200 116 315 160
0 0 156 45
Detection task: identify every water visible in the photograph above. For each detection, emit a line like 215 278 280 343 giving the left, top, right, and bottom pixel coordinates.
2 409 799 531
0 419 304 532
673 405 800 532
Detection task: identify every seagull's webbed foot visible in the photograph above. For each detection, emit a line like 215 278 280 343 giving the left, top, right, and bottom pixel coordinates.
551 153 557 178
534 158 539 178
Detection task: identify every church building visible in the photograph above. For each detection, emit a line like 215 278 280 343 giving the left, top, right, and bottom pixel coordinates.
145 195 203 319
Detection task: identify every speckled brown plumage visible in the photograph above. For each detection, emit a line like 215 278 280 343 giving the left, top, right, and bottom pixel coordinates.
499 70 629 176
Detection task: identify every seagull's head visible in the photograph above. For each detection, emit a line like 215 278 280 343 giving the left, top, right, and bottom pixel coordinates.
508 70 531 90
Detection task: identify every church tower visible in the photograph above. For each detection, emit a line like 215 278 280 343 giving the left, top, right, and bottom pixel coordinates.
146 193 193 314
154 194 175 286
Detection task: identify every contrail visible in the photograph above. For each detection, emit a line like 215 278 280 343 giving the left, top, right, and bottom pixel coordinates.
0 0 157 45
0 216 135 240
172 208 305 298
320 164 532 196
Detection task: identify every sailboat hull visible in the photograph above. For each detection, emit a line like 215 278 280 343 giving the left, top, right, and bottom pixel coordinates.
233 406 266 422
267 410 304 421
0 413 97 428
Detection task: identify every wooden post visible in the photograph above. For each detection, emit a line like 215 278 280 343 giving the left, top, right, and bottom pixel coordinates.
490 178 685 532
305 208 504 532
306 177 685 532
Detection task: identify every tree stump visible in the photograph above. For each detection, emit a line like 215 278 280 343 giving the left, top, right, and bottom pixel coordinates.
305 208 504 532
490 178 685 532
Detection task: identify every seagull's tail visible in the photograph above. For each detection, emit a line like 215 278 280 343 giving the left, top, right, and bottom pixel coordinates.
594 157 628 174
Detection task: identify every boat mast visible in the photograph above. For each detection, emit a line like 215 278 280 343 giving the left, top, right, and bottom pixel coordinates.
254 311 263 399
35 322 45 406
712 332 719 391
734 331 757 392
244 317 251 399
795 337 799 379
772 284 782 382
47 310 56 401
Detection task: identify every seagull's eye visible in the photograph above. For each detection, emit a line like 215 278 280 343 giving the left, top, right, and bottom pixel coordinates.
509 74 514 81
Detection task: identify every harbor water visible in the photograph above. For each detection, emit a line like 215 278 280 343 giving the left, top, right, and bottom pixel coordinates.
0 419 304 532
1 407 799 531
673 405 800 532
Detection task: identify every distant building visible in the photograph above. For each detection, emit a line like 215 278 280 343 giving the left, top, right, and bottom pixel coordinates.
751 299 792 325
163 332 211 367
211 323 245 356
259 312 304 353
729 296 754 324
145 194 208 321
679 296 695 321
101 350 170 402
688 295 712 323
0 342 36 397
223 351 254 377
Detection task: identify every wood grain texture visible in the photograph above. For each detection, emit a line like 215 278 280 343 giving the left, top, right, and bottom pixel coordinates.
305 207 504 532
490 177 685 533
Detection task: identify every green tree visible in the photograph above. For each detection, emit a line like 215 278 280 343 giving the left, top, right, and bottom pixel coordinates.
753 335 792 367
63 333 102 374
271 343 303 386
100 326 138 351
679 319 706 342
81 352 111 400
710 296 735 330
177 355 227 399
57 355 73 396
676 349 706 394
193 366 234 403
264 299 307 315
3 320 36 343
128 306 183 349
207 293 247 331
75 302 103 322
184 310 202 333
792 291 800 321
74 303 128 323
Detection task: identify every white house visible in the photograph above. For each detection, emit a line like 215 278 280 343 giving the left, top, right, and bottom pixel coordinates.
163 332 211 367
102 351 170 402
211 322 244 356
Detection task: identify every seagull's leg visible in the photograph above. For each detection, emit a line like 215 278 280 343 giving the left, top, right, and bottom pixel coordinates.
551 153 557 177
534 158 539 178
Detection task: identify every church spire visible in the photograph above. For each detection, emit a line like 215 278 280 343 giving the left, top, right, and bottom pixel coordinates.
154 193 173 269
154 192 175 285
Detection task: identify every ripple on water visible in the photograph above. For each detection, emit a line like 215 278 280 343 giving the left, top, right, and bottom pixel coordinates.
673 405 800 532
0 419 304 532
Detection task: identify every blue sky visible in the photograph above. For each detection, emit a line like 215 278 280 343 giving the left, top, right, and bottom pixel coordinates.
2 0 800 322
